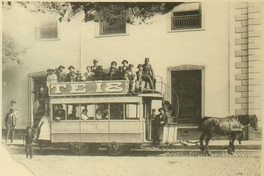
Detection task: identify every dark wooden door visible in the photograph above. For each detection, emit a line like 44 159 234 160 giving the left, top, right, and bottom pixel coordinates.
171 70 202 123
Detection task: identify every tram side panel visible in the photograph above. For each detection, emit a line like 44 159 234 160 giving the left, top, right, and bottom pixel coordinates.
50 120 142 144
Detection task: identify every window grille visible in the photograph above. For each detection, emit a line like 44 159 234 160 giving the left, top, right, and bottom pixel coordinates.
171 2 202 30
35 18 58 40
99 20 126 35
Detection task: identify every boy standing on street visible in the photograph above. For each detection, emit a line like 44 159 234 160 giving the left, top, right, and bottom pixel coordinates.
24 127 35 159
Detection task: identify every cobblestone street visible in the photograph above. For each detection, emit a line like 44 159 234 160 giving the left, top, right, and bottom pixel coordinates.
2 144 261 176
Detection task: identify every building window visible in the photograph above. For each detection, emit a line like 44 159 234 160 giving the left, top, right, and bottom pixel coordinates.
99 20 126 35
171 2 202 30
35 18 59 40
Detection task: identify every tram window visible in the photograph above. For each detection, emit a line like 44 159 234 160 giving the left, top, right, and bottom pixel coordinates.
125 104 139 120
53 104 66 120
67 104 79 120
110 104 123 120
81 104 95 120
95 104 109 120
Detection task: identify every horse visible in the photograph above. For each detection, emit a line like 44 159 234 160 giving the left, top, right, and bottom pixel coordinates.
198 114 258 156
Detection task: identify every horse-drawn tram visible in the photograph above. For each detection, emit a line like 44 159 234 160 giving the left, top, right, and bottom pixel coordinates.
34 78 258 156
36 79 179 155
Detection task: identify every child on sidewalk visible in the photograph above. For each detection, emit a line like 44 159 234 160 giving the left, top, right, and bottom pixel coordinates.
24 127 35 159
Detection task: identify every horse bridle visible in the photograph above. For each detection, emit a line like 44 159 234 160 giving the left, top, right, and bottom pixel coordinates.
246 115 258 132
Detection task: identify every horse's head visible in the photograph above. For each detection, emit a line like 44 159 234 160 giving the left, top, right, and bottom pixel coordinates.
249 115 258 131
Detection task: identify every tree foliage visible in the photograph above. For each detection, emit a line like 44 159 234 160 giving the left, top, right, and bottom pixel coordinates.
2 2 182 64
15 1 182 24
2 31 28 65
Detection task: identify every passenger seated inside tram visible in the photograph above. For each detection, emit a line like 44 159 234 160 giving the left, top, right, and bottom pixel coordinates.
81 109 89 120
95 66 106 81
68 109 77 120
54 105 66 120
95 108 103 120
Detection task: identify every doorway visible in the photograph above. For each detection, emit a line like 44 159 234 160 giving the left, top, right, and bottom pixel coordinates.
171 70 202 124
29 71 49 127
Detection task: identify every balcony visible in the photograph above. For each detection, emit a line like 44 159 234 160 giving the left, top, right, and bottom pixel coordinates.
171 14 201 30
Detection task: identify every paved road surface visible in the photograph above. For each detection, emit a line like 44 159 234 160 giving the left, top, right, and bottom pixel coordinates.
3 144 261 176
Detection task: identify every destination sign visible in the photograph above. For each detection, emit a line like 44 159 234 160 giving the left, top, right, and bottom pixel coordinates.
49 81 128 96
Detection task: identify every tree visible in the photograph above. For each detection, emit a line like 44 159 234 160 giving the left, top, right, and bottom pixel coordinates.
2 31 28 65
2 2 182 64
16 2 182 24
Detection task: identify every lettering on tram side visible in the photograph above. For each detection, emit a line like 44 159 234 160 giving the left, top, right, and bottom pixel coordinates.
49 81 127 96
91 124 97 129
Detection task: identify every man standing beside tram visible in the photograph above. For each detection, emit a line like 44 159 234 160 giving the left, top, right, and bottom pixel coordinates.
152 107 168 146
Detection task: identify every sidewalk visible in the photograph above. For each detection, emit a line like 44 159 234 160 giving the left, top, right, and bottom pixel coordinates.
2 139 262 150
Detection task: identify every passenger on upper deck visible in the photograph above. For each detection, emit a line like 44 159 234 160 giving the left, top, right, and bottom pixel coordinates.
91 59 99 73
95 65 106 81
81 109 89 120
83 66 95 81
136 64 145 93
105 61 118 75
75 70 83 82
121 60 129 71
125 64 137 93
56 65 65 82
46 69 58 87
105 67 117 80
143 58 155 89
65 66 76 82
115 66 126 80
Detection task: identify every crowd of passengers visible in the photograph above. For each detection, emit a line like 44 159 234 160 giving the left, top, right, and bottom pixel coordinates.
46 58 156 93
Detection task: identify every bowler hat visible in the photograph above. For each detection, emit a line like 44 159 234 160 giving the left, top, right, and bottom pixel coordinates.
76 70 82 75
111 61 117 66
158 107 165 112
122 60 128 64
129 64 134 67
9 108 14 112
68 65 75 70
93 59 98 63
58 65 65 69
145 58 149 62
47 68 55 72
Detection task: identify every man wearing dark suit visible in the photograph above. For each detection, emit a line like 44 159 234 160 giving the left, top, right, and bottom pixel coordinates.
152 107 168 146
5 108 16 143
91 59 99 73
56 65 65 82
105 67 117 80
65 65 76 82
142 57 155 89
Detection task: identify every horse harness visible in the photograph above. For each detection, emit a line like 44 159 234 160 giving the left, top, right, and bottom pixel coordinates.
226 116 243 132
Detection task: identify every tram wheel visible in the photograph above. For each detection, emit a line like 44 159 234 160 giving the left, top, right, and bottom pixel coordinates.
69 143 89 155
107 143 125 156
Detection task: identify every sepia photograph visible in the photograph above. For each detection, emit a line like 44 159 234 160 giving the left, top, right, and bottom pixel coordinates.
1 1 263 176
